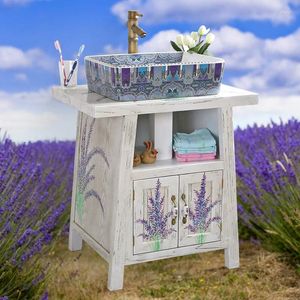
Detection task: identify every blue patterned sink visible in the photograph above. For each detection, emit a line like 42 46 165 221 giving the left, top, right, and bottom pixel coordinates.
85 52 224 101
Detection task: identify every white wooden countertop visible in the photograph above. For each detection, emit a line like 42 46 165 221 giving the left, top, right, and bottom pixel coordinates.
52 84 258 118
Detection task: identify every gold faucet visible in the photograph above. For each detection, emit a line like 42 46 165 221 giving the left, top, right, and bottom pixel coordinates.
128 10 146 54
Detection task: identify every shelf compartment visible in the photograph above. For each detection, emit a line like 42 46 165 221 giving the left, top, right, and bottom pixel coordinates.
173 108 222 160
135 112 173 160
132 158 224 180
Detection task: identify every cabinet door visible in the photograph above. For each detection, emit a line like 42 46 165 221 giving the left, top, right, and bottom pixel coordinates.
179 171 223 247
133 176 178 254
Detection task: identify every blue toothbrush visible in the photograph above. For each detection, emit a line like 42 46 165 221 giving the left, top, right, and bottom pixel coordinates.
66 44 85 86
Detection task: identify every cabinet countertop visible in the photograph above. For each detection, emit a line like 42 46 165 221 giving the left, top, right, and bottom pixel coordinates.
52 84 259 118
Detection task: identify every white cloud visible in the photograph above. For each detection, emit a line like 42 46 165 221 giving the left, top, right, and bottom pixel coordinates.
234 95 300 128
265 29 300 58
139 30 180 52
112 0 300 25
0 89 76 142
103 44 126 54
211 27 300 94
0 46 54 71
211 26 264 70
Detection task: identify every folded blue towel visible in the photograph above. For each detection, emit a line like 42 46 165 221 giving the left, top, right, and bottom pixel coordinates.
173 128 216 150
174 145 217 154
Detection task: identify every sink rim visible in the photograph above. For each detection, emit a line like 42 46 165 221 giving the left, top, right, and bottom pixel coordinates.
85 51 225 69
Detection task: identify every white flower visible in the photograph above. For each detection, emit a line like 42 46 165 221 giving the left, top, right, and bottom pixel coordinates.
205 33 215 44
191 31 199 41
198 25 210 36
183 35 196 49
175 34 184 46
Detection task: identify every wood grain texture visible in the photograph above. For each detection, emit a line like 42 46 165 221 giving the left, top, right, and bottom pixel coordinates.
126 240 228 265
107 115 137 291
149 112 173 160
132 158 224 180
69 112 83 251
74 115 123 253
221 107 240 269
52 84 258 118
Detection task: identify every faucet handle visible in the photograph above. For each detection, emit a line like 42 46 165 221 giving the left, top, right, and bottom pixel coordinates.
128 10 143 19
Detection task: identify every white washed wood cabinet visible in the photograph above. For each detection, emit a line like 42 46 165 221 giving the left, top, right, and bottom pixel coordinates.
52 84 258 291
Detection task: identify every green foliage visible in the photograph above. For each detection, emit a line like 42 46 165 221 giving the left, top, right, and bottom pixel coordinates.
0 258 46 300
250 182 300 258
170 41 182 52
238 164 300 263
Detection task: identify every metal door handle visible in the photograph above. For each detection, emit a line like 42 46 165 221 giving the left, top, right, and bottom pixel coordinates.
171 195 177 225
181 193 188 224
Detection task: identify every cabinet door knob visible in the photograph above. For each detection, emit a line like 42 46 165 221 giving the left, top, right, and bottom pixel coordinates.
172 207 178 225
181 193 186 205
182 205 189 224
171 195 177 225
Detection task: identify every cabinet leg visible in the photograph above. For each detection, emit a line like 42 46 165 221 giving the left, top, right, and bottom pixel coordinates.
221 107 240 269
224 239 239 269
68 225 83 251
107 262 125 291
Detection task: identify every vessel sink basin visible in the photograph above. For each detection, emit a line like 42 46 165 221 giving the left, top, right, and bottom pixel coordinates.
85 52 224 101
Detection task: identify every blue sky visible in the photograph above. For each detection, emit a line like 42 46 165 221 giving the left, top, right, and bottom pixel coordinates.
0 0 300 142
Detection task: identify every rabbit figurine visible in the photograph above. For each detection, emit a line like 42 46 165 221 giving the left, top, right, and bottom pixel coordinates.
141 140 158 164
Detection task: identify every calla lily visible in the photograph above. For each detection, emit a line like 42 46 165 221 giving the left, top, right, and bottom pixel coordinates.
205 33 215 44
183 35 196 49
170 24 215 55
198 25 210 36
176 34 184 46
191 31 199 41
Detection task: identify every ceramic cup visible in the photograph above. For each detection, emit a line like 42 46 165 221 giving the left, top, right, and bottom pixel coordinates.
58 60 78 87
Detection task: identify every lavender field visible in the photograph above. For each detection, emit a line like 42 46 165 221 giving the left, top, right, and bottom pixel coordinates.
1 119 300 299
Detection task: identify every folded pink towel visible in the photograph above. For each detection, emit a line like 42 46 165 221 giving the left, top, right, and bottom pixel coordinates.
175 152 216 162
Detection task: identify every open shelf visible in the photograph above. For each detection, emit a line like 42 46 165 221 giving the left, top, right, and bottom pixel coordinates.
132 158 224 180
173 108 221 159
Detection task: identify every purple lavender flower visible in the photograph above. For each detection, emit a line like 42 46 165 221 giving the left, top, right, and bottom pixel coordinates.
137 179 175 251
235 119 300 233
0 136 74 298
187 173 221 244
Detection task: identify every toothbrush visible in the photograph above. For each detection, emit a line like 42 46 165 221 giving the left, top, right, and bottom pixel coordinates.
66 44 85 86
54 40 67 86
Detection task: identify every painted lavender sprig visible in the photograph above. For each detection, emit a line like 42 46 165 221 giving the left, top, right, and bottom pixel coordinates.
137 179 175 251
76 117 109 221
187 173 221 244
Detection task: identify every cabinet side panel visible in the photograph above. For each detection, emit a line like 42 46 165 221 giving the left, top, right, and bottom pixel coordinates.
74 114 123 252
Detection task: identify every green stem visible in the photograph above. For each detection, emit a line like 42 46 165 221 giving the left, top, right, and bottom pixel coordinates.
197 229 205 244
76 191 84 222
152 235 161 251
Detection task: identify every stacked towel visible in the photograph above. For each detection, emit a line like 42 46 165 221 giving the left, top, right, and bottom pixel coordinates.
173 128 216 162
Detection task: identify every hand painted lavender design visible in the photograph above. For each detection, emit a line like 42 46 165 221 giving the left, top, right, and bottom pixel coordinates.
137 179 175 251
76 116 110 221
187 173 221 244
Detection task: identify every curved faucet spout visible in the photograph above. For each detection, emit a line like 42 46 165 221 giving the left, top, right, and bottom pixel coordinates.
131 24 147 38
